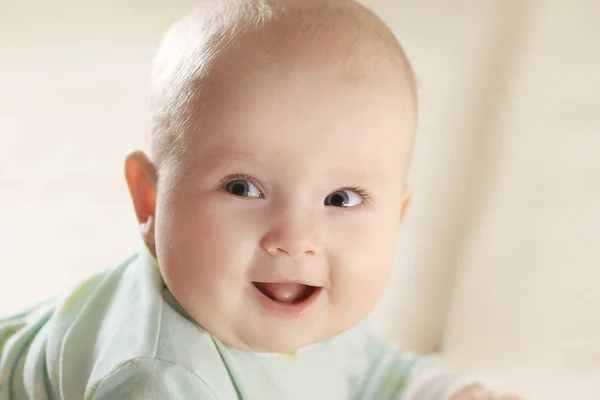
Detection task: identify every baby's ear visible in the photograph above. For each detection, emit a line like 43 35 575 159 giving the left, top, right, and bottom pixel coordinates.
124 150 158 253
399 183 412 227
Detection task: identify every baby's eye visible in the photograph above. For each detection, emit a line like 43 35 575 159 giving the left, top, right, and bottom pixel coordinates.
224 179 262 198
324 189 364 208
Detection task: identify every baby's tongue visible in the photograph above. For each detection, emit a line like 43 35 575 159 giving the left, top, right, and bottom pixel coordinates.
258 283 307 303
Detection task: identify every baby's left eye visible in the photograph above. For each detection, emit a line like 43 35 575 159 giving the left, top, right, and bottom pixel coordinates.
224 179 262 198
324 189 364 208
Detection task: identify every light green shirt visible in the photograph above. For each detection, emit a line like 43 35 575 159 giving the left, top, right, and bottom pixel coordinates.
0 247 461 400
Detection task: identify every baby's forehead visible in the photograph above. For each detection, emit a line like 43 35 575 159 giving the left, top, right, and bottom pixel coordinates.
173 77 413 185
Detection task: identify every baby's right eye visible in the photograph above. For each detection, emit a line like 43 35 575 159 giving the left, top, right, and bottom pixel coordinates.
223 178 262 198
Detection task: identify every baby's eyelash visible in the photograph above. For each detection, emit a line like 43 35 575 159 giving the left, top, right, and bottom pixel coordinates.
219 172 257 186
345 186 372 203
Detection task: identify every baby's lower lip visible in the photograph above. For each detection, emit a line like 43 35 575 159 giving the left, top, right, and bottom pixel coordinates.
250 282 322 318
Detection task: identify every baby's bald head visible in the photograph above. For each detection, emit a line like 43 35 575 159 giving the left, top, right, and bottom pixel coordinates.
149 0 417 168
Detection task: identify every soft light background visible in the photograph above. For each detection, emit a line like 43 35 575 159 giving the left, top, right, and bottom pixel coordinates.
1 1 598 399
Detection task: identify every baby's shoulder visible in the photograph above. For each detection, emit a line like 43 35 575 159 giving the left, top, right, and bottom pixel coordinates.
61 250 237 399
1 249 238 399
86 357 221 399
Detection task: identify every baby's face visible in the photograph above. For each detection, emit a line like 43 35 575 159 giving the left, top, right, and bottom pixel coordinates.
153 66 415 352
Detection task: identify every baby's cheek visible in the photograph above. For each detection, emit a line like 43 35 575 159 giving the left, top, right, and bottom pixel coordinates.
329 251 392 326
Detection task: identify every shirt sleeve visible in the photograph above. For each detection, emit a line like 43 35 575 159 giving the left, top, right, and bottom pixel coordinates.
353 326 474 400
87 358 219 400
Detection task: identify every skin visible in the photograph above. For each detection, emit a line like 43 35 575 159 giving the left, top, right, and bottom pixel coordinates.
124 1 524 398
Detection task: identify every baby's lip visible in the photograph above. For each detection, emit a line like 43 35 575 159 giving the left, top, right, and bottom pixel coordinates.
247 260 329 289
248 271 328 288
252 282 317 304
251 278 321 287
249 282 323 317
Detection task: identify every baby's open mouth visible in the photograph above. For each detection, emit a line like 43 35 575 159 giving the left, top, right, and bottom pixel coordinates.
252 282 318 305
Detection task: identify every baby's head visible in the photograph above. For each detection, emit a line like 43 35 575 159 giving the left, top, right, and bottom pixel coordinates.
125 0 417 353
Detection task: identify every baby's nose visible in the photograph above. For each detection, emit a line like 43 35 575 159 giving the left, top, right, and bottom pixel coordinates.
260 216 321 258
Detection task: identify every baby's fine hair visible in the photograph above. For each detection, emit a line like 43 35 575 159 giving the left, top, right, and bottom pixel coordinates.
149 0 416 168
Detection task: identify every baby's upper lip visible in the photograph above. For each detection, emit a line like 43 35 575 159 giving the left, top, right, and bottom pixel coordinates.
251 279 321 288
249 275 329 290
247 260 330 289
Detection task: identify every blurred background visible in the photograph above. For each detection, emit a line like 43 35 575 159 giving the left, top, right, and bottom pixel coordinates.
1 0 599 399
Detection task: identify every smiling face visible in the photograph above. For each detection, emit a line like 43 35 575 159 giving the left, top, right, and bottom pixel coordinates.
123 0 418 352
148 60 416 352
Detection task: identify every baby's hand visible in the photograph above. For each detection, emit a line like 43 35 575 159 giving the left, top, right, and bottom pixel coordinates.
449 385 524 400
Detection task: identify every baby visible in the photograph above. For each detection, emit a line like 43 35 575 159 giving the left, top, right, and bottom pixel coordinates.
0 0 524 399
